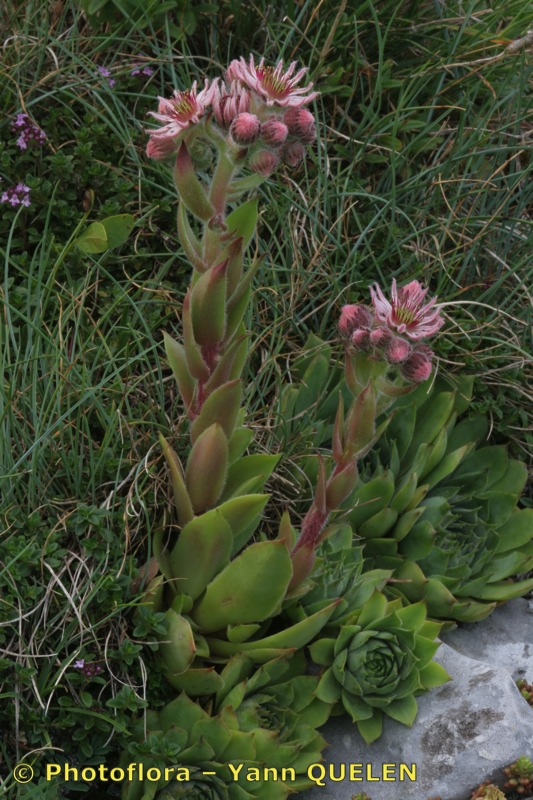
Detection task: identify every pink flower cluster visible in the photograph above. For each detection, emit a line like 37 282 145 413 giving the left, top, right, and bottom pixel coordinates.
1 182 31 208
11 113 47 150
339 280 445 383
146 55 318 174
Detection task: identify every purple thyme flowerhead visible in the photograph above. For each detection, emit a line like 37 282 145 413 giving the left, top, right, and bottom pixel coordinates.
1 183 31 207
73 658 103 678
11 113 47 150
97 66 116 88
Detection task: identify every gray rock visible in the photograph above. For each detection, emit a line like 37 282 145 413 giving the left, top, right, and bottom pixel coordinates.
441 598 533 679
299 641 533 800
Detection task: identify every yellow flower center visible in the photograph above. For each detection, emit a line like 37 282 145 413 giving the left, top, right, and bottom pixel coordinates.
172 90 197 120
259 66 290 98
395 306 416 326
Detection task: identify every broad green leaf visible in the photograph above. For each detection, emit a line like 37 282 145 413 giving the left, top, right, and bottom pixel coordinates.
315 668 342 704
495 509 533 553
75 221 108 253
158 610 196 674
419 661 450 688
100 213 135 248
384 694 418 726
356 710 383 743
222 454 280 500
225 198 258 249
191 541 292 632
164 666 223 696
170 510 232 600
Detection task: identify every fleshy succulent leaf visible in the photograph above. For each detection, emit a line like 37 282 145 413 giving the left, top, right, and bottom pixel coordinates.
191 542 292 632
169 509 233 600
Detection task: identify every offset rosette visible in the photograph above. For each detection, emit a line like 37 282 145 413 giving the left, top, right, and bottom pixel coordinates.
122 688 327 800
309 592 449 743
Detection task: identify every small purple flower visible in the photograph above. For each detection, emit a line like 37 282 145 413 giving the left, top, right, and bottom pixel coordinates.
73 658 103 677
97 66 116 88
131 65 154 78
1 183 31 208
11 113 47 150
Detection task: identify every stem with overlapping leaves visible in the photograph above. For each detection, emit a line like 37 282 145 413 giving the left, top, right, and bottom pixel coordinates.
142 58 349 697
288 282 446 587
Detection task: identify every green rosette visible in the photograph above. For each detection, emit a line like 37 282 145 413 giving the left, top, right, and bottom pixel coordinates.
309 592 449 743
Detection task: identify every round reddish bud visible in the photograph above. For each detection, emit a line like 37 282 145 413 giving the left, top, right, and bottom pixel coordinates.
369 326 393 347
146 136 178 160
282 141 305 168
351 329 371 350
400 350 433 383
284 107 315 138
300 123 317 144
261 118 288 146
385 336 412 364
338 304 372 337
230 112 261 145
249 149 279 176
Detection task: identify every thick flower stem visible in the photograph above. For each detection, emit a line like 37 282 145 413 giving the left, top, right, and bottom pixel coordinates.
202 147 236 267
292 461 350 555
209 147 236 216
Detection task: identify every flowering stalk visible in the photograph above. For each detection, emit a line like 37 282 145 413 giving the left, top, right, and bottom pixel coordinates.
142 56 335 693
289 281 445 585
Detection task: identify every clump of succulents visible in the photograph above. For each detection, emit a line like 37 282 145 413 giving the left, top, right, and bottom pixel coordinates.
127 54 460 800
309 591 449 743
278 322 533 623
354 374 533 623
503 756 533 795
121 690 324 800
142 57 447 706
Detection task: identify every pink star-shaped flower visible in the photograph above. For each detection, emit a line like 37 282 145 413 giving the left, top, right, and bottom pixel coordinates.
370 279 444 340
147 80 217 140
226 55 319 108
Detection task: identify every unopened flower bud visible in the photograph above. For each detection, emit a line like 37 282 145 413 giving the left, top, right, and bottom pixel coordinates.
146 136 178 161
230 112 261 145
351 329 371 350
338 304 372 337
284 107 315 138
249 149 279 176
212 81 251 128
386 337 412 364
369 326 393 347
400 349 433 383
261 118 288 146
281 141 305 168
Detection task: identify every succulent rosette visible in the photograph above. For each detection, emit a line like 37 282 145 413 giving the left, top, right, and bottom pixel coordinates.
309 592 449 743
353 375 533 622
284 527 391 627
122 689 326 800
214 654 330 775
